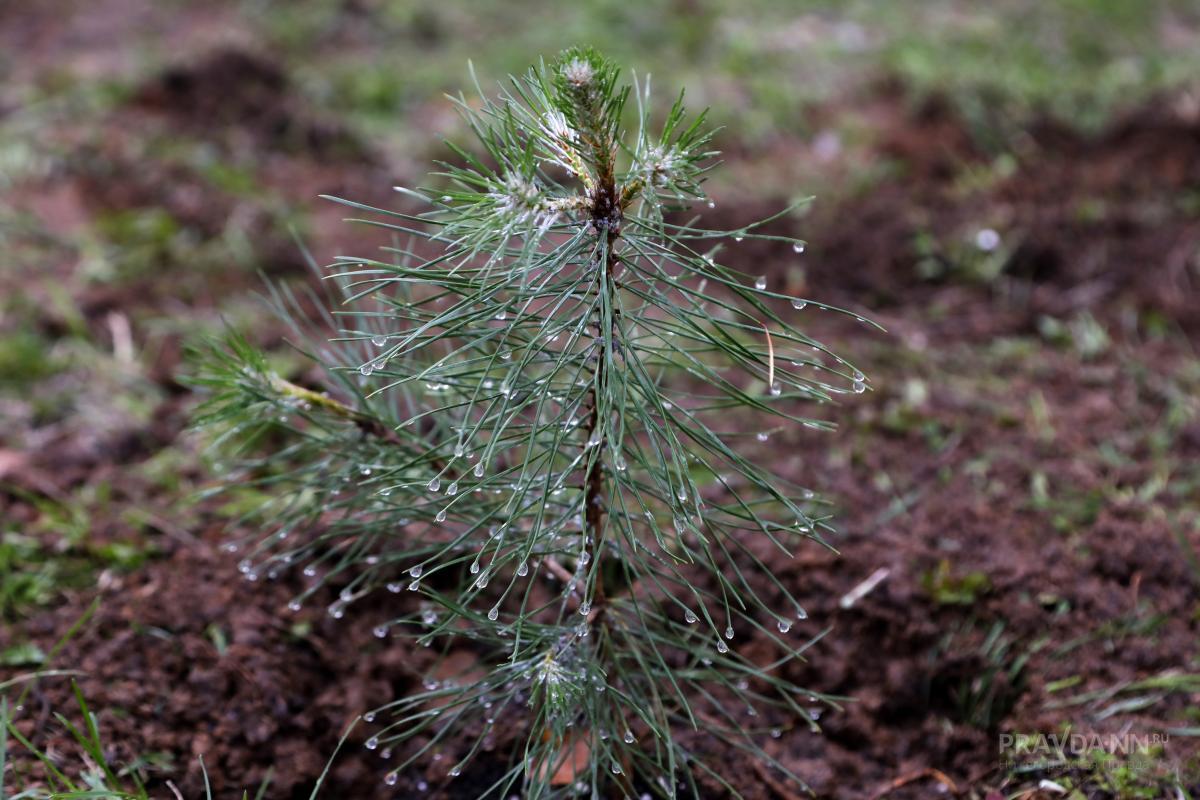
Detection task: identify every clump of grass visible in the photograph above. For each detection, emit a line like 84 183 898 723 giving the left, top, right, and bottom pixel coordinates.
1 686 275 800
192 48 870 798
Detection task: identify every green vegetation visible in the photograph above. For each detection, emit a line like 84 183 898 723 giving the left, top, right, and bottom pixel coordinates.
1 687 271 799
920 559 991 606
251 0 1200 154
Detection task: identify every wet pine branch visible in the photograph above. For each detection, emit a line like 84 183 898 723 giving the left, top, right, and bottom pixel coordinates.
189 46 872 800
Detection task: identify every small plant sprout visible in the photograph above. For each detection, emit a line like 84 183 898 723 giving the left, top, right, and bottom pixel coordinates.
191 47 871 799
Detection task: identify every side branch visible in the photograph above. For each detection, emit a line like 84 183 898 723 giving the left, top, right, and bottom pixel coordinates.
270 374 403 446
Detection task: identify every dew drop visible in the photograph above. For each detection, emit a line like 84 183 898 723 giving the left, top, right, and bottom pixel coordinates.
777 619 792 634
365 737 379 750
770 727 782 739
792 242 806 254
409 565 423 578
408 580 420 591
613 453 627 472
488 606 499 621
756 431 770 442
373 625 388 638
706 200 715 209
975 228 1000 251
470 561 480 575
446 482 459 496
754 276 767 291
623 730 635 744
716 640 729 654
517 561 529 577
386 582 402 593
579 601 591 616
724 625 734 640
791 298 808 310
428 477 441 492
684 609 698 624
359 363 374 376
734 233 745 242
435 509 447 523
769 382 782 397
853 380 866 394
796 607 808 620
384 772 397 786
287 600 301 612
370 335 387 347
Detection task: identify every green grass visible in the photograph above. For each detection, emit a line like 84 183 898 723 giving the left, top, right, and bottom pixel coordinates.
920 559 992 607
0 331 65 387
0 492 151 621
248 0 1200 156
1 682 268 799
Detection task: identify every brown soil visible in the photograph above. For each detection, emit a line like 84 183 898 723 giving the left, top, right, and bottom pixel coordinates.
3 36 1200 800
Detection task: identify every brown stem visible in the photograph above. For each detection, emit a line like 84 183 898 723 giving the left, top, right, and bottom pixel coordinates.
272 374 463 481
581 175 621 624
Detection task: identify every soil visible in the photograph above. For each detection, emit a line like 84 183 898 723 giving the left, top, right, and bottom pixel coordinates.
3 19 1200 800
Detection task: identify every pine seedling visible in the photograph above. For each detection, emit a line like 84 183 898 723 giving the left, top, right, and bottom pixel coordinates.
191 47 872 799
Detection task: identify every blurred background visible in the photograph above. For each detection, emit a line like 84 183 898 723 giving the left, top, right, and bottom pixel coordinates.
2 1 1199 798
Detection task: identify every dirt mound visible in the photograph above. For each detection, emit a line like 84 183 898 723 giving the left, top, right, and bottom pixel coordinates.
736 89 1200 336
133 46 371 160
8 536 414 799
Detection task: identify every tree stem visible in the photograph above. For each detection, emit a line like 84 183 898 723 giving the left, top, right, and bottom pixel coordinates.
582 177 621 624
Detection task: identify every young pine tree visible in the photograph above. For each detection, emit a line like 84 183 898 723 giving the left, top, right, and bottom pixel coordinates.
193 48 870 799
